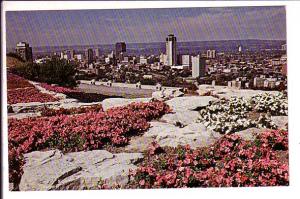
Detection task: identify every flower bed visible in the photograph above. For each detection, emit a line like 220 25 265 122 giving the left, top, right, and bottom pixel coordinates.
8 101 171 186
39 83 78 94
7 87 58 104
39 83 122 103
7 73 35 89
198 93 287 134
251 93 288 115
40 104 103 117
127 130 288 188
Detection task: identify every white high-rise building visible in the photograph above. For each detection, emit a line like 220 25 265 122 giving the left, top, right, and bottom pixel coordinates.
166 34 177 66
238 45 243 53
206 50 216 59
192 55 206 78
95 48 100 58
181 55 191 67
159 53 168 65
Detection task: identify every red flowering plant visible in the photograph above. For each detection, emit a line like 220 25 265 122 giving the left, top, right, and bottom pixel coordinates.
40 104 103 116
8 87 58 104
128 130 288 188
8 101 171 187
39 83 78 94
7 73 58 104
7 73 35 89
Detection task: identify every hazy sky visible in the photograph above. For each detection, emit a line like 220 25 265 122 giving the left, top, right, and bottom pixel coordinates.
6 6 286 48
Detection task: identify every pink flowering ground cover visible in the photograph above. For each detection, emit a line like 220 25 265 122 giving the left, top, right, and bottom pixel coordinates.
125 130 288 188
39 83 78 94
7 87 58 104
8 101 171 186
7 73 58 104
7 73 35 89
40 104 103 117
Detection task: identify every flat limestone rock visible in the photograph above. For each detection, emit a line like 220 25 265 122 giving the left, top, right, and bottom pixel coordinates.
234 127 266 141
102 98 152 111
143 121 221 149
160 110 200 126
197 85 280 100
271 116 288 130
11 99 78 114
152 89 184 100
165 96 218 112
19 150 143 191
124 136 155 152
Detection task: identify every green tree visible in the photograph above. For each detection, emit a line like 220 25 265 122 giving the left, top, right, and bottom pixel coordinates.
12 59 78 87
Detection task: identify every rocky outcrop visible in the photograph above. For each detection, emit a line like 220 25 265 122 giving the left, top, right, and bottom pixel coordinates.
160 110 200 126
197 85 280 100
234 127 268 141
152 89 184 100
165 96 218 112
10 98 79 114
271 116 288 130
142 121 221 149
19 150 143 191
101 98 151 111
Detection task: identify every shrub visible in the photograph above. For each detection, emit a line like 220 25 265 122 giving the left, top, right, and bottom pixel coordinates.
11 59 78 87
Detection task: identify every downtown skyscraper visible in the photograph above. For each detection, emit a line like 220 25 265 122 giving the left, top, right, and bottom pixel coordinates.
115 42 126 61
166 34 177 66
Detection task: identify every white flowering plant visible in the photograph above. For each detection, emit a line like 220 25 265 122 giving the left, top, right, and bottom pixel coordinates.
251 93 288 116
198 92 287 134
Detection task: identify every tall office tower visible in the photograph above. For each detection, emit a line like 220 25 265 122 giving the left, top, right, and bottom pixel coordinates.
95 48 100 58
181 55 191 67
166 34 177 66
16 42 33 62
85 48 94 64
192 55 206 78
115 42 126 61
238 45 243 53
206 50 216 59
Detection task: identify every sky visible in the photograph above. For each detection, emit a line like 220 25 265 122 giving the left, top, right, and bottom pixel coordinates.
6 6 286 48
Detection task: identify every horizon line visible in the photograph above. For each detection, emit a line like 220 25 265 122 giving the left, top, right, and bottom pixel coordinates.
6 38 287 50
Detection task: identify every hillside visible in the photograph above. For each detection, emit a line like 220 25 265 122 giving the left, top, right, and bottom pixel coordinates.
6 55 24 68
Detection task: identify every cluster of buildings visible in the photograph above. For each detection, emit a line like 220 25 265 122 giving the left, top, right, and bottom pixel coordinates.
13 34 287 91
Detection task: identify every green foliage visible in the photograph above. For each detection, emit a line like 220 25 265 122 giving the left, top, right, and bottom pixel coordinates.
11 59 78 87
7 52 25 62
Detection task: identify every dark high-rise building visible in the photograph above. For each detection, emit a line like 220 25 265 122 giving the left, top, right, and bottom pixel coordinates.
166 34 177 66
16 42 33 62
85 48 94 64
115 42 126 61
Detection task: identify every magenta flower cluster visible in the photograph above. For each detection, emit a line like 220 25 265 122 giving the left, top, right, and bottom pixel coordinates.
130 130 288 188
8 101 171 185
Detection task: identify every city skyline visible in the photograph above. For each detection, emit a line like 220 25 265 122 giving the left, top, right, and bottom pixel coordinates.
6 6 286 48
